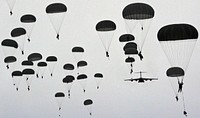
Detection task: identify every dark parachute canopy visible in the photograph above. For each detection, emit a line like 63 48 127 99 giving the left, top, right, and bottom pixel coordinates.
55 92 65 97
12 71 22 77
22 60 34 66
77 74 87 80
96 20 116 31
37 62 47 67
72 46 84 53
124 48 138 55
123 42 137 51
157 24 198 41
84 99 93 105
46 56 57 62
4 56 17 63
11 27 26 37
119 34 135 42
1 39 18 48
20 14 36 23
63 75 75 83
166 67 185 77
122 3 155 20
94 73 103 78
28 53 42 61
125 57 135 63
22 68 35 75
63 63 75 70
46 3 67 13
77 60 88 67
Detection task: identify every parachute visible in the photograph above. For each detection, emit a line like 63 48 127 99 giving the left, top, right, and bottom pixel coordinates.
83 99 93 116
72 46 84 63
158 23 198 115
77 74 88 92
122 3 155 59
22 68 35 91
94 73 103 89
1 39 18 57
125 57 135 74
22 60 34 66
5 0 16 15
46 56 57 77
96 20 116 58
63 63 75 75
11 70 22 91
4 56 17 70
77 60 88 74
20 14 37 42
119 34 135 42
63 75 75 98
55 92 65 117
28 53 42 61
37 62 47 79
46 3 67 39
11 27 26 54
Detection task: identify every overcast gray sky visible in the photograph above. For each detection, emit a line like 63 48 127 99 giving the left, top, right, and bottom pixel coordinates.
0 0 200 118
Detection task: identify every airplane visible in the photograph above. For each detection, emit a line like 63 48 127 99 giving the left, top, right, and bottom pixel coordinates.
124 71 158 83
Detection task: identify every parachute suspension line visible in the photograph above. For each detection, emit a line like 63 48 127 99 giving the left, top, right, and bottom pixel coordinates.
97 33 110 59
168 78 178 100
181 91 188 117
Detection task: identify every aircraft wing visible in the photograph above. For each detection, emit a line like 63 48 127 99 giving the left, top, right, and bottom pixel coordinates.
124 78 140 82
142 78 158 81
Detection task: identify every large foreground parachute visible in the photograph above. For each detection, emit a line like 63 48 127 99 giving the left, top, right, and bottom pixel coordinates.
46 3 67 40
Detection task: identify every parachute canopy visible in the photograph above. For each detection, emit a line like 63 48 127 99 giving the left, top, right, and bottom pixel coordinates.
158 24 198 41
1 39 18 48
28 53 42 61
166 67 185 77
11 27 26 37
63 63 74 70
4 56 17 63
22 60 33 66
96 20 116 31
22 68 35 75
77 74 87 80
55 92 65 97
46 3 67 13
124 48 138 55
20 14 36 23
125 57 135 63
37 62 47 67
123 42 137 51
63 75 75 83
119 34 135 42
72 47 84 53
84 99 93 105
12 71 22 76
94 73 103 78
77 60 88 67
46 56 57 62
122 3 155 20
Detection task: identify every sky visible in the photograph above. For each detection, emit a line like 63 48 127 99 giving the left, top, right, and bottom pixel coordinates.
0 0 200 118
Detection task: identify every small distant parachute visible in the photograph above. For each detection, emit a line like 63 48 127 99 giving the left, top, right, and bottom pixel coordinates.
77 60 88 74
5 0 17 15
28 53 42 62
22 68 35 91
37 62 47 79
72 46 84 62
4 56 17 70
77 74 88 92
20 14 37 42
119 34 135 42
22 60 34 66
122 3 155 60
125 57 135 74
46 3 67 39
124 48 138 55
55 92 65 117
63 75 75 98
96 20 116 59
12 70 22 91
46 56 57 77
123 42 137 51
63 63 75 75
83 99 93 116
11 27 26 55
94 73 103 89
1 39 18 57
